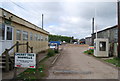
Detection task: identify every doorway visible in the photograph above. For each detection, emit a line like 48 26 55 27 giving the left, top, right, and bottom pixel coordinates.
0 24 14 56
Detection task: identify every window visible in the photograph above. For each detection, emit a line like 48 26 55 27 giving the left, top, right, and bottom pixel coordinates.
16 30 21 40
45 36 48 41
47 36 48 41
114 29 118 41
30 33 33 41
0 24 5 40
41 35 43 41
99 42 106 51
36 34 39 41
7 27 12 40
94 43 96 50
34 34 37 41
38 34 41 41
23 31 28 41
42 35 45 41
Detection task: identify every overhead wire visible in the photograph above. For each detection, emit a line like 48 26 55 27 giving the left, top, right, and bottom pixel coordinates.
3 0 43 27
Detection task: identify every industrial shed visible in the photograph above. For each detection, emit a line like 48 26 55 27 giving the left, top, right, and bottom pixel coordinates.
0 8 49 55
85 37 92 46
93 25 118 57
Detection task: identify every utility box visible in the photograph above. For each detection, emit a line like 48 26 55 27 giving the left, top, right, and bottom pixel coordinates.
94 38 109 57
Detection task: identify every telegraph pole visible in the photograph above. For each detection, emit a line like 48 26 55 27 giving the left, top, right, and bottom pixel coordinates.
91 17 94 46
42 14 44 29
118 0 120 58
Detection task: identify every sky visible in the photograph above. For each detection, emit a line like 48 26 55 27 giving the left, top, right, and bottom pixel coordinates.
0 0 118 39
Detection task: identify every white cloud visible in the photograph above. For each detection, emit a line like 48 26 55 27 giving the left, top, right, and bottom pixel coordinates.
1 1 117 39
0 0 117 2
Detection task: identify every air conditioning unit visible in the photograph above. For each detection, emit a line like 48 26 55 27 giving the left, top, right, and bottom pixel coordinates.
94 38 109 57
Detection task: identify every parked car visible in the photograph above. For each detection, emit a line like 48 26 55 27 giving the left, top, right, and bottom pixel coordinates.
49 43 58 50
49 41 61 45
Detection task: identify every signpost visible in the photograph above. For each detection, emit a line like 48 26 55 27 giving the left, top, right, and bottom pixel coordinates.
13 41 35 79
15 53 36 68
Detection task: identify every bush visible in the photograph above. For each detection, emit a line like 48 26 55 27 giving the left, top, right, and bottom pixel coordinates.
84 49 94 55
88 49 94 55
55 49 59 53
47 49 55 57
84 51 88 53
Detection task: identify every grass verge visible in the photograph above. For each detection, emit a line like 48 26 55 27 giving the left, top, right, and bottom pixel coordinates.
16 49 58 80
16 57 48 80
104 58 120 67
84 49 120 67
84 49 94 55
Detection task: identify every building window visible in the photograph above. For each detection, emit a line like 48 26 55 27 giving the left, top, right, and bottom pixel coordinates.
114 29 118 42
0 24 5 40
45 36 48 41
99 42 106 51
94 42 96 50
34 34 37 41
7 27 12 40
41 35 43 41
23 31 28 41
30 33 33 41
45 38 47 41
16 30 21 40
37 34 39 41
38 34 41 41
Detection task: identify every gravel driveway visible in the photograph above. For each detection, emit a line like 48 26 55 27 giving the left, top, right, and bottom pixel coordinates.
47 44 118 79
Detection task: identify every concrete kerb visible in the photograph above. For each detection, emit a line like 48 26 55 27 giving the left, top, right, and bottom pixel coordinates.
51 54 60 65
51 49 63 66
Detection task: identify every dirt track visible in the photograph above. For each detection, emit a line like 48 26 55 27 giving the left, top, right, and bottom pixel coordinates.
47 44 118 79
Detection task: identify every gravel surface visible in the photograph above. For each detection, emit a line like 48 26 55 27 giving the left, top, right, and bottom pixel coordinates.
47 44 118 79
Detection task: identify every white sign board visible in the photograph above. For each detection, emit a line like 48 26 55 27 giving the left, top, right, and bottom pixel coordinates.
15 53 36 68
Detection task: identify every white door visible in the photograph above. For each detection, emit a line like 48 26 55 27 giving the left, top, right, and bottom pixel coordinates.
0 24 14 56
0 40 2 56
0 24 4 56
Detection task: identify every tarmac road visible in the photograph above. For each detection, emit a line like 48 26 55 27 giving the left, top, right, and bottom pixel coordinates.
47 44 118 79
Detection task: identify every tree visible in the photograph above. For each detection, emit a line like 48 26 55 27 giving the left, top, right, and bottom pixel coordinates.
49 35 72 43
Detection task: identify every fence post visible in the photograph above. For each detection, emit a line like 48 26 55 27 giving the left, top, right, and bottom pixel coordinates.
35 54 39 79
16 41 19 52
5 49 9 72
14 41 19 78
26 42 29 53
31 47 33 53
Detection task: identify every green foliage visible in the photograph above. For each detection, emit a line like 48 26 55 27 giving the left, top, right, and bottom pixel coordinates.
16 48 60 80
84 51 88 53
17 64 47 80
84 49 94 55
49 34 72 43
47 49 55 57
55 49 59 53
105 58 120 67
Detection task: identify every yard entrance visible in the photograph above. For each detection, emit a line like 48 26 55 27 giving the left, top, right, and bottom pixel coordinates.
47 44 118 79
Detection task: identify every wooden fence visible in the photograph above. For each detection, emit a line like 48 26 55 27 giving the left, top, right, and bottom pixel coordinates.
2 41 33 72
